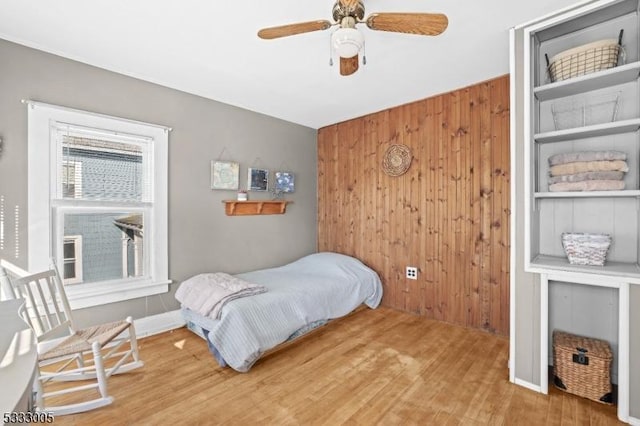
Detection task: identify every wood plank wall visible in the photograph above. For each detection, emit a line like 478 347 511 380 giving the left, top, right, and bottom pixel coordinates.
317 75 510 335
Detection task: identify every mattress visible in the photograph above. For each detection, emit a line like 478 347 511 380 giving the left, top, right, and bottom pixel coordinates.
178 252 383 372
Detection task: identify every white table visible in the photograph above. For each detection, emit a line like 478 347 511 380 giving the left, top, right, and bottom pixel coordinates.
0 299 37 418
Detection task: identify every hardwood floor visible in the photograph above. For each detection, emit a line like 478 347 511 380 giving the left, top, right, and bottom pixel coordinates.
51 307 620 425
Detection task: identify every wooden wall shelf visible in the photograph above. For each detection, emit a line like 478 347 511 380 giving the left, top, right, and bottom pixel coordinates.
223 200 291 216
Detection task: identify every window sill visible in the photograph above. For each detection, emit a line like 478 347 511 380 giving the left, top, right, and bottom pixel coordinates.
66 278 171 310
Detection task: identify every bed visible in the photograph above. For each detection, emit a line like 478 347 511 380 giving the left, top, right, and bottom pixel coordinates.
177 252 383 372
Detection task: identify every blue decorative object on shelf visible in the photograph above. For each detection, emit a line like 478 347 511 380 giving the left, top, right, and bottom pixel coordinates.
275 171 295 193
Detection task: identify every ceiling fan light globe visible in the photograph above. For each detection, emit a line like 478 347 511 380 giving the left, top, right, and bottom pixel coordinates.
331 28 363 58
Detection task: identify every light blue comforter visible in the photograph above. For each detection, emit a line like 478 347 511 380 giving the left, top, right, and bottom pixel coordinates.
195 252 382 372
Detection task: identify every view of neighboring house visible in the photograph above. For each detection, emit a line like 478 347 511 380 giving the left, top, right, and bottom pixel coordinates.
61 135 144 284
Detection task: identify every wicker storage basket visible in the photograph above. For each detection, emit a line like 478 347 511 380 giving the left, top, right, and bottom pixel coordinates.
561 232 611 266
553 330 613 404
548 38 621 82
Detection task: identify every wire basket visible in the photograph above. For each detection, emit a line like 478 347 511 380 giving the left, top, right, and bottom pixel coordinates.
547 37 622 82
561 233 611 266
551 92 620 130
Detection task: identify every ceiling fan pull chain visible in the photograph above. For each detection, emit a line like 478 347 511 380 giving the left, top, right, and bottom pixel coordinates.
362 41 367 65
329 36 334 67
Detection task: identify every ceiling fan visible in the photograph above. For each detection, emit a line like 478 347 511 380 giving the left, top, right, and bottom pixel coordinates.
257 0 448 76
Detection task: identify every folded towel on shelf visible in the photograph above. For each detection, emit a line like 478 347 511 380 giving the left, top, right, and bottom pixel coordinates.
175 273 267 320
549 160 629 176
548 150 627 166
549 180 625 192
548 171 624 184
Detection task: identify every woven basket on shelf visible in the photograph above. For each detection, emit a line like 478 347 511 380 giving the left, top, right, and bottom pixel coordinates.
553 330 613 404
382 144 412 177
561 232 611 266
548 38 621 82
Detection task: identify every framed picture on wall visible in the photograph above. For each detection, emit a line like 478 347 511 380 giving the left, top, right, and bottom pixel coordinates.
248 167 269 191
275 171 295 193
211 161 239 190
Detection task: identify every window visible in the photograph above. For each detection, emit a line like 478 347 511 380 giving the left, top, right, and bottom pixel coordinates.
62 160 82 199
63 235 83 284
28 102 170 309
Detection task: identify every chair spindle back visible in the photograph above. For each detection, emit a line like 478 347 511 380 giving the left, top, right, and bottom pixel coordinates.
12 269 74 341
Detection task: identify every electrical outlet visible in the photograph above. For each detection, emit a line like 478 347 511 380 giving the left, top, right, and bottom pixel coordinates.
406 266 418 280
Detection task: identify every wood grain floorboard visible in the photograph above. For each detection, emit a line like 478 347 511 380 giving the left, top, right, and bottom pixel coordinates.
50 307 621 425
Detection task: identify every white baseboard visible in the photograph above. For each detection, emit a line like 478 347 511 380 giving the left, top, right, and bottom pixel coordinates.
629 416 640 426
514 378 542 393
134 309 185 339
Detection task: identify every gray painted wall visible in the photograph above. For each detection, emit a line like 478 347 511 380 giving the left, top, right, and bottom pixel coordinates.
0 38 317 326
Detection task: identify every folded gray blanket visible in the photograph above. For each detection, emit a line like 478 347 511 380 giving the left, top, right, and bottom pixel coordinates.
549 150 627 166
175 273 267 319
548 171 624 184
549 180 625 192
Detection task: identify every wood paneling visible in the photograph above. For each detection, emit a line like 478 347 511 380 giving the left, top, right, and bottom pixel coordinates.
318 75 511 335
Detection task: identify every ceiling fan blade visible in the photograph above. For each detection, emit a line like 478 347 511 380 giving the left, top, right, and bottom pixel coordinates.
366 13 448 36
257 20 332 39
340 55 359 76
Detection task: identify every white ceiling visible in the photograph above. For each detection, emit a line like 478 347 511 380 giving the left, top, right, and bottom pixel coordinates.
0 0 582 129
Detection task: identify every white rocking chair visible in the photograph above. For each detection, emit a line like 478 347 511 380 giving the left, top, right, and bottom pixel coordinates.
8 265 143 416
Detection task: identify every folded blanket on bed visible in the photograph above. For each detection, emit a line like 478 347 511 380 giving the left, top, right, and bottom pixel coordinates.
549 180 625 192
549 160 628 176
175 273 267 320
548 150 627 166
548 171 624 184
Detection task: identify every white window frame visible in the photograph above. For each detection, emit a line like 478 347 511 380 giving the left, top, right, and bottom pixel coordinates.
62 234 83 285
27 101 170 309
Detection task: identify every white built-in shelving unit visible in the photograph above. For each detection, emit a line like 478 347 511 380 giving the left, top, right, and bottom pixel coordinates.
525 0 640 280
519 0 639 423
